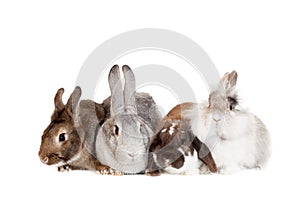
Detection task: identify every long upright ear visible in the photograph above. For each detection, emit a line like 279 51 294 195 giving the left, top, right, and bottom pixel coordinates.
66 86 82 115
54 88 65 112
219 70 238 91
122 65 136 113
108 65 124 116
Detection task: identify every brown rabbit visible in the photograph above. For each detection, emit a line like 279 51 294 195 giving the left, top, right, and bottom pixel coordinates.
38 86 118 174
39 82 161 174
146 103 218 176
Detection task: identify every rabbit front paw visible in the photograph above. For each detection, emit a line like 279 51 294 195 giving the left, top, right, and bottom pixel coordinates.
96 166 123 176
199 164 211 175
57 165 71 172
146 170 161 176
218 165 241 174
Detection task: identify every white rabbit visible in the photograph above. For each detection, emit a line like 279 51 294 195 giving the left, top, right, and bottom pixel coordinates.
148 71 271 174
196 71 271 173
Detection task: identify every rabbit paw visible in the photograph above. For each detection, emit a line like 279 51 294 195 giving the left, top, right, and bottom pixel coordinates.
96 166 123 176
199 165 211 175
145 170 161 176
96 166 111 175
218 166 241 174
111 170 123 176
57 165 71 172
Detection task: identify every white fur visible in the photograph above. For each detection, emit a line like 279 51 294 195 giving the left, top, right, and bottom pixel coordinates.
168 123 177 136
67 152 82 164
53 161 65 168
54 152 82 169
161 128 167 133
187 103 271 174
163 149 202 175
161 72 271 174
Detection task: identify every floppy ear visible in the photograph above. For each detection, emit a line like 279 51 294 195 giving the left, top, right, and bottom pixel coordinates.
193 137 218 173
54 88 65 112
219 70 238 91
200 150 218 173
66 86 82 116
122 65 136 113
108 65 124 116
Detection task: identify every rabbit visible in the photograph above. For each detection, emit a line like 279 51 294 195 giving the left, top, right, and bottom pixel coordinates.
196 71 271 173
39 66 161 174
146 116 218 176
38 86 158 174
148 71 271 174
95 65 162 174
38 86 118 174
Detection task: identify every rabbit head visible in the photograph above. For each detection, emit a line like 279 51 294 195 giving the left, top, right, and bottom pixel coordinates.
204 71 239 137
39 87 82 166
99 65 151 173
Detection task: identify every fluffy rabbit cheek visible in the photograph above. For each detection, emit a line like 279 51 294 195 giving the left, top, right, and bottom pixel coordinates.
114 146 147 173
108 136 118 152
113 121 148 165
197 111 232 140
222 113 251 139
114 141 144 163
40 127 69 165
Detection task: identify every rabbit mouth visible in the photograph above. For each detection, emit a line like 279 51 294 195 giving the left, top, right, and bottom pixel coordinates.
215 131 227 141
117 155 146 165
219 135 227 141
45 153 67 165
114 151 147 173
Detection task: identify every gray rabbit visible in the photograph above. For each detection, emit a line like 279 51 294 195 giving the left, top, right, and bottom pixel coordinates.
95 65 162 174
39 65 161 175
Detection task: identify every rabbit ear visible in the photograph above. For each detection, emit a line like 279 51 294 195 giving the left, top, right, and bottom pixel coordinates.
122 65 136 113
199 144 218 173
109 65 124 116
193 137 218 173
54 88 65 112
219 70 238 91
66 86 82 115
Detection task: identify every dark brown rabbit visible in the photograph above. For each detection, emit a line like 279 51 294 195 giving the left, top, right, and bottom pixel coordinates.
38 87 118 174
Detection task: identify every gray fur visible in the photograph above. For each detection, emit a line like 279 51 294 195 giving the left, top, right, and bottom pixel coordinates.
39 75 161 174
95 65 162 174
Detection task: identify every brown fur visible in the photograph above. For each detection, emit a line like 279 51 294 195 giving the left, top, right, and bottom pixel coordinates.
164 102 196 121
147 114 217 176
39 87 113 173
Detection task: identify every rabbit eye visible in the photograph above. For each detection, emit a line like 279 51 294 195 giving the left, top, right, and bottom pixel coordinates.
114 125 119 136
227 97 237 111
59 133 66 142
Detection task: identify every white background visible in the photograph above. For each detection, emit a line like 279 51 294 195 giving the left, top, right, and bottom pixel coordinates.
1 0 299 200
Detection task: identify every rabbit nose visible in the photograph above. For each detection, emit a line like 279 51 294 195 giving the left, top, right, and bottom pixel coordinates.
128 152 137 159
213 118 221 122
41 156 49 164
